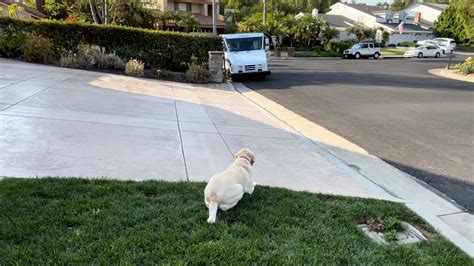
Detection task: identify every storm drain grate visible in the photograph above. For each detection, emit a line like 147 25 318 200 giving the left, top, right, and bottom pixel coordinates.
358 222 427 244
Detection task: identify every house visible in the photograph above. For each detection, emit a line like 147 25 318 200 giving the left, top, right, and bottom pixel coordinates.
402 2 448 27
327 2 387 29
0 0 45 19
326 2 446 45
318 13 356 41
142 0 225 33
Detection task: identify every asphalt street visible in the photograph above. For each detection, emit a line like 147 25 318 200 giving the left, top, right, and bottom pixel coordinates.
243 56 474 212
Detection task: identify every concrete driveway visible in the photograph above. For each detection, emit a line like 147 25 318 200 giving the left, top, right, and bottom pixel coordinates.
0 59 392 200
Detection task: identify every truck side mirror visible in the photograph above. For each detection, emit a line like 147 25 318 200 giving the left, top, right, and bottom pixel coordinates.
264 36 270 51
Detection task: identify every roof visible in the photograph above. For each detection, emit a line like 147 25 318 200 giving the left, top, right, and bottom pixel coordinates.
418 3 448 12
378 22 432 33
220 33 264 39
341 3 387 16
191 13 225 28
319 14 355 28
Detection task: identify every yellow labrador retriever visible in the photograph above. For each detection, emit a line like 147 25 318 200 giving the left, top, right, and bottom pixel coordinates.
204 148 256 224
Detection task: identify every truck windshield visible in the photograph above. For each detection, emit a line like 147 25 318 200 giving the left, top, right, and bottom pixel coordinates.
225 37 263 52
351 44 361 49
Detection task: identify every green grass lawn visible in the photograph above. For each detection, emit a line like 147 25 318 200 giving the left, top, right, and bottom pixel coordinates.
1 178 471 264
381 48 406 56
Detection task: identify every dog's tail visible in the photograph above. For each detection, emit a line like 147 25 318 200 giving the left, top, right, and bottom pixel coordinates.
207 200 218 224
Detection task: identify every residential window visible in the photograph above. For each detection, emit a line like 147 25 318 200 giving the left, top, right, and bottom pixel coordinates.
175 3 191 12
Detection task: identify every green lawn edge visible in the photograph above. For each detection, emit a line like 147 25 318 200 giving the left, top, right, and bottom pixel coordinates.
1 177 472 264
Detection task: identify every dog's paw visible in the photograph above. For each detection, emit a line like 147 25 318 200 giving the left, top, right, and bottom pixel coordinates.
253 181 257 186
207 218 215 224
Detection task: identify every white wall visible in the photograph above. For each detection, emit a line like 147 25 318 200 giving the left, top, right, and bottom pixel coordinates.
337 30 356 41
327 3 378 28
389 33 433 45
403 4 442 24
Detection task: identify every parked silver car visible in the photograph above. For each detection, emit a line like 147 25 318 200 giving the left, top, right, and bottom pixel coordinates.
343 43 381 59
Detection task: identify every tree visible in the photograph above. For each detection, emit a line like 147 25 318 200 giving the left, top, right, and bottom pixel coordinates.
156 10 174 30
36 0 46 13
88 0 109 24
2 4 25 18
376 2 389 9
44 0 76 20
174 12 201 32
322 26 340 44
348 22 376 41
434 0 473 44
294 14 326 48
239 13 265 33
109 0 156 29
382 30 390 45
390 0 407 12
279 15 297 46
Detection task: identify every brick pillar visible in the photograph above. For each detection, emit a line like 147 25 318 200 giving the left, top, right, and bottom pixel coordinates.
288 47 295 57
275 47 281 57
208 51 224 83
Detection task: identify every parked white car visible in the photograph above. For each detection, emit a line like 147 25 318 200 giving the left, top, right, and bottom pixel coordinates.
221 33 271 80
416 40 453 54
343 42 381 59
404 46 442 58
433 38 456 48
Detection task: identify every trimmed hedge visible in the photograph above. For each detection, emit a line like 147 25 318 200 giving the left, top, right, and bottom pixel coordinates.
0 17 222 71
397 41 417 47
325 41 352 55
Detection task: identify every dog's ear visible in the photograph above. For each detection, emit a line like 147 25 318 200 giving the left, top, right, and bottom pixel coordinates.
236 148 255 166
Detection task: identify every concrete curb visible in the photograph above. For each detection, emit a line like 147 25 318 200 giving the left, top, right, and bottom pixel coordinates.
429 68 474 83
229 82 474 258
269 56 407 61
269 56 341 61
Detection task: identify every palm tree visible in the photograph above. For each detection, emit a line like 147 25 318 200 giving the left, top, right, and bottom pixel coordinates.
157 10 174 30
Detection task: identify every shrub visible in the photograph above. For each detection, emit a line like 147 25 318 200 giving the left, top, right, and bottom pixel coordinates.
59 53 76 68
103 53 125 70
325 40 351 54
0 17 222 71
125 59 144 77
397 41 417 47
22 35 54 63
455 56 474 75
66 44 125 70
156 68 173 80
186 62 211 83
0 33 27 58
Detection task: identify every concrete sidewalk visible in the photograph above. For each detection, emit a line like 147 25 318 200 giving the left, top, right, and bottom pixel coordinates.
0 59 394 201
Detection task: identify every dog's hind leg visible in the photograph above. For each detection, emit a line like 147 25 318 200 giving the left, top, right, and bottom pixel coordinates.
245 181 257 195
207 201 218 224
